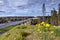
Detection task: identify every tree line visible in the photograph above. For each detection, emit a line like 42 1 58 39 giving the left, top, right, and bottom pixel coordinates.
47 4 60 26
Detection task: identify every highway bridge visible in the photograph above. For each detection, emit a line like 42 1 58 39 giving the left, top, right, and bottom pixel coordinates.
0 18 33 29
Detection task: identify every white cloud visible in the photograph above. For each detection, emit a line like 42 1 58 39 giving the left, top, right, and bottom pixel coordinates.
8 0 29 7
0 0 59 16
15 9 31 14
0 0 3 3
51 0 56 5
0 0 4 5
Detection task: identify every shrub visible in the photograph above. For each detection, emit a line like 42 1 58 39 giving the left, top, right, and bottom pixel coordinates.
20 26 27 29
55 28 60 37
36 21 57 40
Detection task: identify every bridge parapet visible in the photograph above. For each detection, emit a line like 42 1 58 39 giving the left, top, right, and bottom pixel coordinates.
21 18 39 25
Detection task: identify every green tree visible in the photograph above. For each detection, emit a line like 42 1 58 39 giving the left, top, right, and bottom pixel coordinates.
46 15 50 24
58 4 60 26
51 8 58 26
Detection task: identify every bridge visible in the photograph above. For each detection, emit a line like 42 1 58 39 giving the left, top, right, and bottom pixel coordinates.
0 18 33 29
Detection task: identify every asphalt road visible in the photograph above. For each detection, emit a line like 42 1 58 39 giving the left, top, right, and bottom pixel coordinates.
0 19 31 29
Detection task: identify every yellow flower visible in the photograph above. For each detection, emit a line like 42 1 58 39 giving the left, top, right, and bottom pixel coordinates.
38 24 40 26
36 24 40 27
50 31 54 34
53 26 56 28
37 26 40 28
45 28 48 30
39 31 42 33
41 21 45 25
43 23 46 26
45 23 50 27
36 24 38 26
37 28 40 31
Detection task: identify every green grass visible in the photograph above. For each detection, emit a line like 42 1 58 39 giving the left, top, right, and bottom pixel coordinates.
0 26 14 33
55 27 60 37
0 25 60 40
0 25 35 40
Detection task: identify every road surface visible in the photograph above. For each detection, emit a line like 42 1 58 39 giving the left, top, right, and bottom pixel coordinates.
0 18 31 29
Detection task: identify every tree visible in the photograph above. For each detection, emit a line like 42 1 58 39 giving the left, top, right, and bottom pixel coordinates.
58 4 60 26
51 8 58 26
42 3 46 22
46 15 50 24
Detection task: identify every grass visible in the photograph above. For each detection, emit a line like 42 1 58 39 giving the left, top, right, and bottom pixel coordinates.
0 25 35 40
55 27 60 37
0 26 14 33
0 24 60 40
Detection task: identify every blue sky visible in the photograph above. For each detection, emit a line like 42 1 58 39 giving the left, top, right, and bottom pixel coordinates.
0 0 60 17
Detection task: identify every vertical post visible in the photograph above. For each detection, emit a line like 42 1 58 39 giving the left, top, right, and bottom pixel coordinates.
42 3 46 22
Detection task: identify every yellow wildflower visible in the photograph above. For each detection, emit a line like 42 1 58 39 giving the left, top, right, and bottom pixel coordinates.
39 31 42 33
38 24 40 26
45 28 48 30
43 23 46 26
37 26 40 28
37 28 41 31
41 21 45 25
53 26 56 28
36 24 38 26
50 31 54 34
36 24 40 27
45 23 50 27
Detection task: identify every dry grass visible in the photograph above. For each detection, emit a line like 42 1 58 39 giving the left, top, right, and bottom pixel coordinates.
0 25 60 40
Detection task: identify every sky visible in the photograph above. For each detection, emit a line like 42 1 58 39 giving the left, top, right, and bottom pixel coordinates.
0 0 60 17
